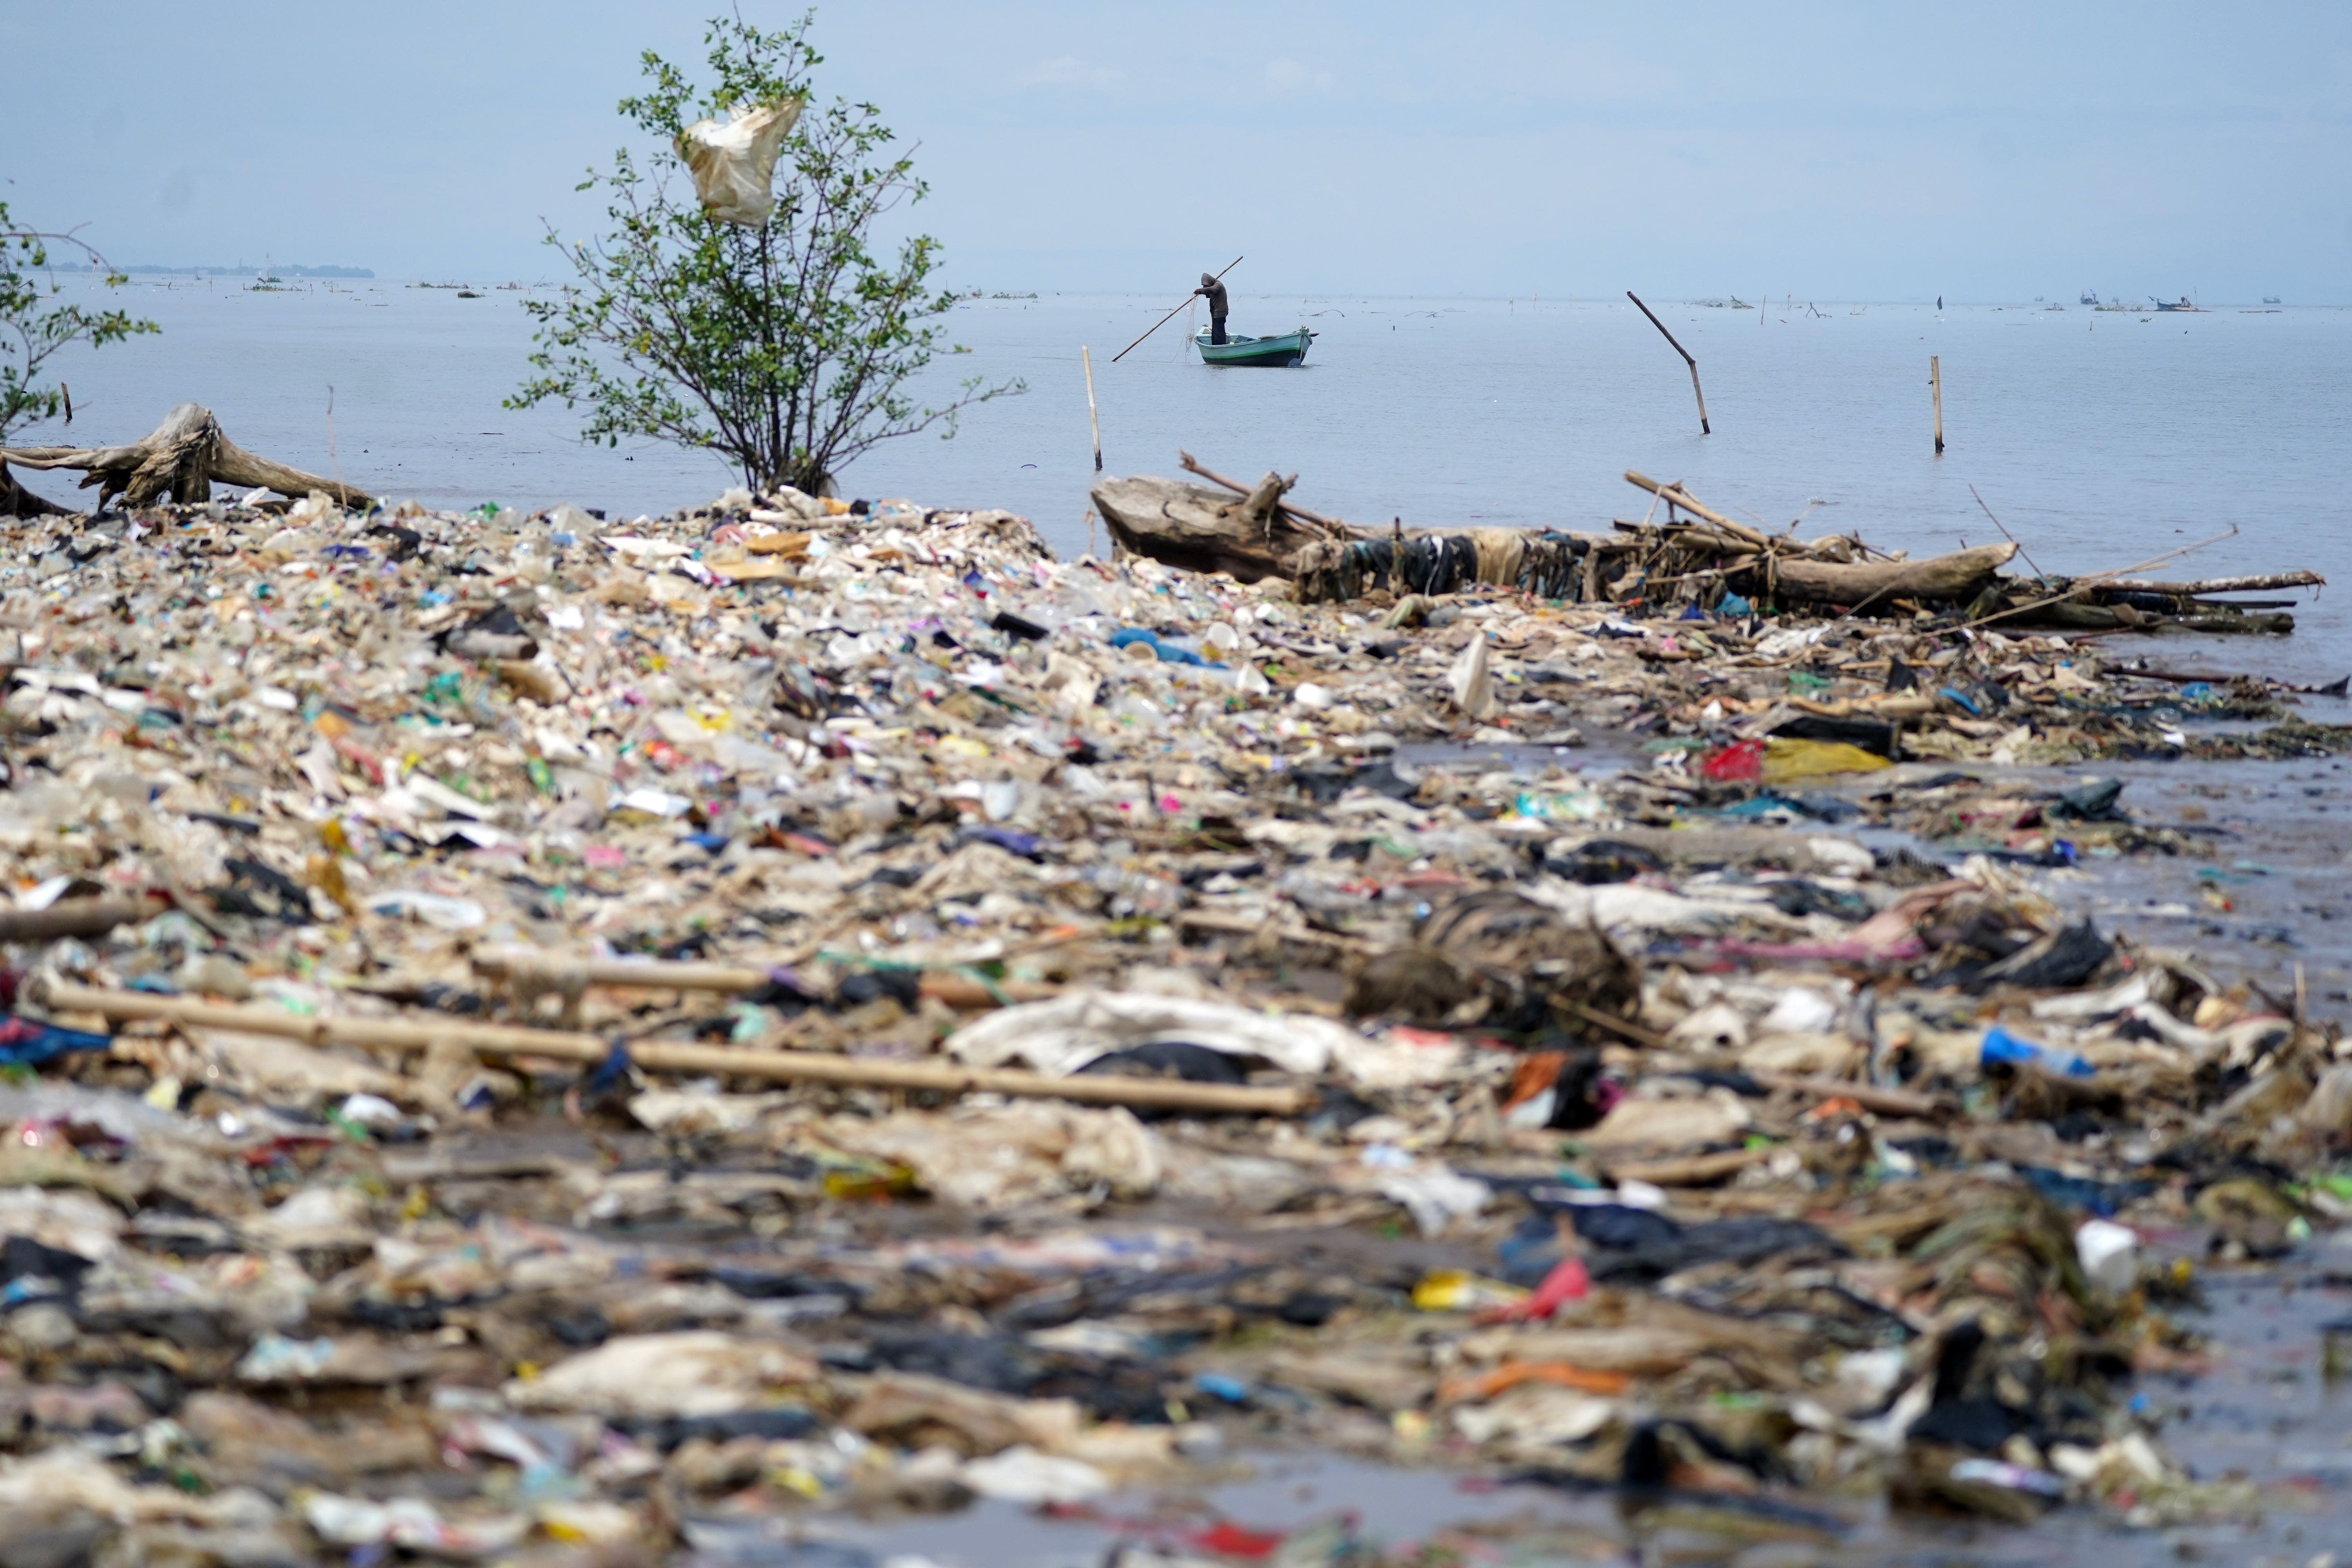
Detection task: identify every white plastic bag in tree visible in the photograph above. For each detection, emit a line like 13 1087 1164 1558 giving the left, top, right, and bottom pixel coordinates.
675 97 804 226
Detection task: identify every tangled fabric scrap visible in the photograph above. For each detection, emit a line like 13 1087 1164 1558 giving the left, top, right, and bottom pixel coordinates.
1296 531 1586 603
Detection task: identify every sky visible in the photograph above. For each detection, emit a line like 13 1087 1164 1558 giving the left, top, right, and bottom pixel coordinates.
8 0 2351 303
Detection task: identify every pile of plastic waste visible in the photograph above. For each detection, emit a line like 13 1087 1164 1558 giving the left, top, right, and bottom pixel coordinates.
0 481 2341 1564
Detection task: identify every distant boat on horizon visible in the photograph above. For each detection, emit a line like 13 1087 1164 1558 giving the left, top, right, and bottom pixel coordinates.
2153 296 2205 312
2263 295 2282 305
2080 289 2098 305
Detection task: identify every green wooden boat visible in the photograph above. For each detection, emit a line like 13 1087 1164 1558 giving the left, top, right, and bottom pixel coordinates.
1195 326 1315 367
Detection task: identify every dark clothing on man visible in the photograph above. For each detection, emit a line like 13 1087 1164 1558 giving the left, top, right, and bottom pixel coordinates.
1196 272 1229 344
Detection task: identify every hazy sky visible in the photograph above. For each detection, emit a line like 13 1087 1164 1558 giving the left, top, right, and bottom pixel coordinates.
11 1 2350 301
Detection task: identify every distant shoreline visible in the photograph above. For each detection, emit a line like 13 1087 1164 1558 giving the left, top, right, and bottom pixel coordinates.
121 264 374 278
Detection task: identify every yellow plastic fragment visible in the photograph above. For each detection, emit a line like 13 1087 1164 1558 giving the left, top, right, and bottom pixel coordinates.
1411 1268 1528 1312
1761 738 1894 783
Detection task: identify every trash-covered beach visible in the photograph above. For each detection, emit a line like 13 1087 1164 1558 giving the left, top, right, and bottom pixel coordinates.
0 473 2345 1566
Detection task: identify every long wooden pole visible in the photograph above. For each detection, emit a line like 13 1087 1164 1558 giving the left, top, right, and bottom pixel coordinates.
2090 570 2325 596
0 895 169 945
1625 292 1710 434
1931 356 1944 454
1081 346 1103 472
1112 256 1241 363
34 980 1310 1116
1621 470 1769 547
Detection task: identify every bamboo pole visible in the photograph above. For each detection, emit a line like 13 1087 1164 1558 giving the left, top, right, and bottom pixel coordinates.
1112 256 1241 363
1625 292 1710 434
2090 571 2324 597
1081 346 1102 473
0 895 169 945
34 980 1309 1116
1931 356 1944 454
468 947 1059 1011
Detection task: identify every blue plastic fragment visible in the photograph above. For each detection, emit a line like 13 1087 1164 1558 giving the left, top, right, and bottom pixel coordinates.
0 1015 113 1069
1193 1372 1252 1404
1108 627 1223 668
1716 792 1809 819
1980 1025 2094 1078
1938 686 1982 716
957 826 1048 860
584 1041 635 1096
1716 591 1753 615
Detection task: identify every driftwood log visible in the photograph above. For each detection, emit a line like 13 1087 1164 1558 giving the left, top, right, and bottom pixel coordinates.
1092 472 1338 582
1096 464 2319 639
1755 541 2018 607
0 402 372 513
0 462 73 518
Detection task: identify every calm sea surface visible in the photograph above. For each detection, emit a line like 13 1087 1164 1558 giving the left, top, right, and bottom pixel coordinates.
25 278 2352 682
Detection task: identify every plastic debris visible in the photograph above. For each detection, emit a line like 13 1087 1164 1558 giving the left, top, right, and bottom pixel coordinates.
0 470 2332 1563
675 97 806 225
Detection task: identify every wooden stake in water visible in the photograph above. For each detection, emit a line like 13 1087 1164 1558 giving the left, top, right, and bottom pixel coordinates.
1930 356 1945 454
1081 346 1102 472
1626 291 1711 435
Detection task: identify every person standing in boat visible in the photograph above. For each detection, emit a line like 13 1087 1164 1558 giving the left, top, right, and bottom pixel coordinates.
1194 272 1230 345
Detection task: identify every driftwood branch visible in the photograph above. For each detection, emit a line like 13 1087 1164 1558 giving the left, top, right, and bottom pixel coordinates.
1177 450 1347 535
0 403 372 512
1624 470 1769 548
1234 470 1294 540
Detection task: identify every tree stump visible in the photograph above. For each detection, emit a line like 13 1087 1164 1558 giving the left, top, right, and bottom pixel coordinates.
1090 473 1333 582
0 403 372 513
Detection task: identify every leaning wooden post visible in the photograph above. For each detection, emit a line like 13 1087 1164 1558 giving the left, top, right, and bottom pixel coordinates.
1626 291 1710 434
1931 356 1945 454
1081 346 1103 472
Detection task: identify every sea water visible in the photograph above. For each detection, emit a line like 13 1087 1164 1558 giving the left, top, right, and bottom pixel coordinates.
26 279 2352 682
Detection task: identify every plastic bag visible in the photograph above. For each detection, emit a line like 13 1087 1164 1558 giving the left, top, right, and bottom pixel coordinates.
675 97 805 226
1760 737 1894 783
